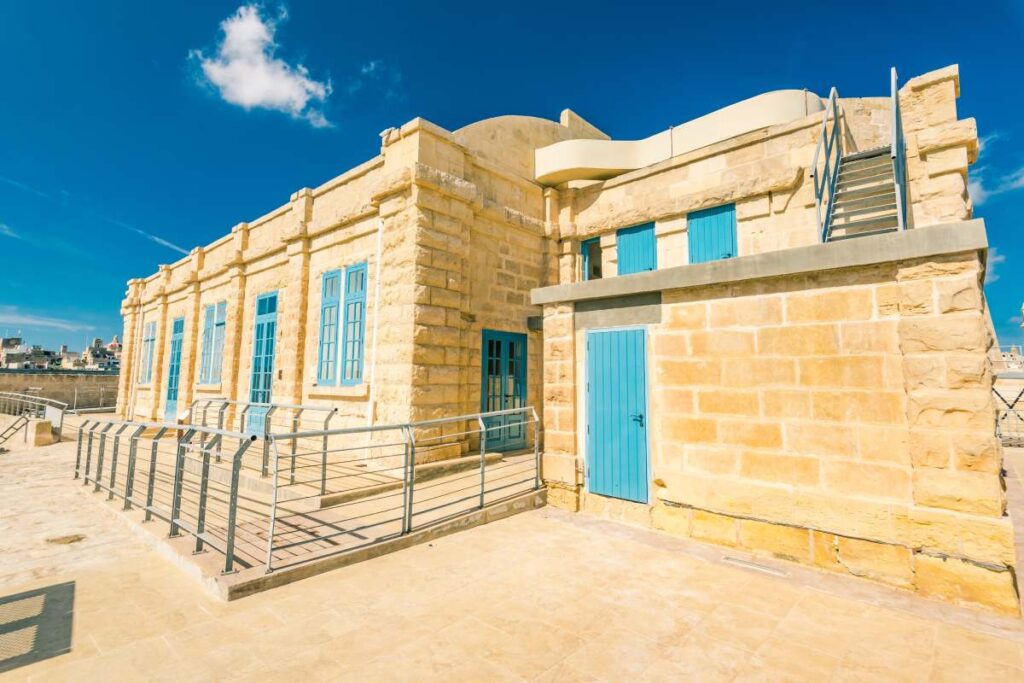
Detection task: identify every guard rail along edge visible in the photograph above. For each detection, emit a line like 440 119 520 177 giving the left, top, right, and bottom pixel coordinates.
75 406 541 576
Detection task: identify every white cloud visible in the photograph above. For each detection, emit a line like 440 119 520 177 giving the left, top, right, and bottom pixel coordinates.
968 133 1024 206
0 223 21 240
0 306 95 332
1009 315 1022 325
107 219 188 255
191 5 332 128
978 131 1002 158
986 247 1006 284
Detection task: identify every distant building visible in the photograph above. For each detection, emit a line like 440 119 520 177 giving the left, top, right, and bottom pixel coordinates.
81 336 120 370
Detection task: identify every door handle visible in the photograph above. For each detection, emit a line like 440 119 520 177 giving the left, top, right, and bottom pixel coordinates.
630 413 645 427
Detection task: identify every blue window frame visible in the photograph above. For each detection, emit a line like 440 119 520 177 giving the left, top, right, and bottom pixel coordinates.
340 262 368 386
139 321 156 384
687 203 737 264
198 301 227 384
581 238 602 281
316 270 341 385
616 223 657 275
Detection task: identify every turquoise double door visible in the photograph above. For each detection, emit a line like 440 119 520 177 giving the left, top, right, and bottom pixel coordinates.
164 318 185 420
586 328 650 504
247 292 278 434
480 330 527 451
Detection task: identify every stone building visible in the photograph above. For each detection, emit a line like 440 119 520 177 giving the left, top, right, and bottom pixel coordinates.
118 64 1016 613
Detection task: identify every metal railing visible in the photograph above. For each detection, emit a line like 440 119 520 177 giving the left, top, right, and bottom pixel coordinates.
811 87 843 242
71 386 118 412
890 67 908 231
0 392 67 441
995 386 1024 447
188 398 338 477
75 417 259 573
264 406 540 572
75 405 541 576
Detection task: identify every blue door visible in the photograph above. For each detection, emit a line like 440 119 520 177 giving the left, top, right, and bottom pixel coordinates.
688 204 737 264
586 328 649 503
247 292 278 433
164 317 185 420
480 330 527 451
616 223 657 275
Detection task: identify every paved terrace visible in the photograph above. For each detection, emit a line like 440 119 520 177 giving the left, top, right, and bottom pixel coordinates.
2 439 1024 680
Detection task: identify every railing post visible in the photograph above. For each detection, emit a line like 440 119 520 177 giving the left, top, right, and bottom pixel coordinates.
107 424 130 500
223 438 253 574
320 412 333 495
83 424 96 485
265 436 280 573
401 428 413 532
477 416 487 509
289 409 302 485
216 402 227 462
195 434 220 554
261 406 276 477
74 419 91 479
92 424 114 490
145 427 168 522
532 407 541 490
169 428 196 537
402 425 416 534
123 426 146 510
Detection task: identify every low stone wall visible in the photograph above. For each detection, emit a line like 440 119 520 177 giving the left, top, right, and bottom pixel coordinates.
536 222 1018 615
0 370 119 409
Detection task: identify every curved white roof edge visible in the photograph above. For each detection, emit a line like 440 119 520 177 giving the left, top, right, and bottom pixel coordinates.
535 89 824 186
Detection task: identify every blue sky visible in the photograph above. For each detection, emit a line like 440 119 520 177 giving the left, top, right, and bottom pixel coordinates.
2 1 1023 350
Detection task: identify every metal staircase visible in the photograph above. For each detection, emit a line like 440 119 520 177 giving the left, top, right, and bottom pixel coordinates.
813 68 908 242
827 147 900 240
0 415 28 448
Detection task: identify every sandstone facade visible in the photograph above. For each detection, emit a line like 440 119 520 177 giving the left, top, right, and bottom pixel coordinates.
534 66 1017 615
118 63 1013 613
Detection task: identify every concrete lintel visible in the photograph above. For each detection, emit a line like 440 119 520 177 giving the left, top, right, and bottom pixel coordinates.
574 293 662 329
531 220 987 306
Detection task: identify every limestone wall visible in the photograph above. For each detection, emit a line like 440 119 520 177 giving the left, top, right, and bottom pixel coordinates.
549 65 977 284
540 237 1017 615
0 370 118 409
118 115 556 449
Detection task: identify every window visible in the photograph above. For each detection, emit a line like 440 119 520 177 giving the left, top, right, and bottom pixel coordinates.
616 223 657 275
199 302 227 384
687 203 737 264
340 262 368 385
316 270 341 385
581 238 603 281
139 321 156 384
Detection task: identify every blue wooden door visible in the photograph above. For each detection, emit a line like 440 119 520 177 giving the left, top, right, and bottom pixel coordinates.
586 328 649 503
164 317 185 420
688 204 737 264
616 223 657 275
480 330 527 451
247 292 278 433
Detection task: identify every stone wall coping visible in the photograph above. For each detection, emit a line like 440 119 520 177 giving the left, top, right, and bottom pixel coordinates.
531 220 987 306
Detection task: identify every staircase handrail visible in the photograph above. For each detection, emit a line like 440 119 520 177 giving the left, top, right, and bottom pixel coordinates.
890 67 908 230
810 87 843 242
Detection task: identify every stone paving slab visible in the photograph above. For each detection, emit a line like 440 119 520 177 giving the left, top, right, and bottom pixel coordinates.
2 441 1024 680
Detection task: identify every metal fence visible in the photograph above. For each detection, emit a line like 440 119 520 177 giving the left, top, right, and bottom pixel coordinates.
75 418 259 573
995 385 1024 447
0 392 67 441
71 386 117 412
75 405 541 575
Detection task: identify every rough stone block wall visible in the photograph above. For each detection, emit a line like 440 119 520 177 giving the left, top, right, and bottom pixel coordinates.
542 250 1017 614
0 370 119 408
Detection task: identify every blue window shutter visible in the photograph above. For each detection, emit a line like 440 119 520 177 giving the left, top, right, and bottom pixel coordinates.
616 223 657 275
580 237 600 281
211 302 226 384
317 270 341 385
340 262 368 386
199 304 215 384
141 321 156 384
687 204 737 264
